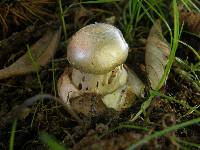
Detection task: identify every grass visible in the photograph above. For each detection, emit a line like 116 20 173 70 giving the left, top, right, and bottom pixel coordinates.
150 90 200 115
51 60 57 97
127 117 200 150
175 57 200 91
27 45 43 94
171 136 200 149
130 0 181 122
156 0 181 90
9 119 17 150
58 0 67 41
27 44 44 128
121 0 143 41
128 0 200 145
181 0 200 12
140 0 173 45
99 123 149 139
40 132 67 150
63 0 119 18
179 40 200 60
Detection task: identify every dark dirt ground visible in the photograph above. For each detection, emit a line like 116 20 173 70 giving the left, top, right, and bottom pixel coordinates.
0 0 199 150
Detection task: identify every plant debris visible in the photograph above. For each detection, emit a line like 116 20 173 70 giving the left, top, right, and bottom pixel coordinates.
0 0 56 37
0 27 61 80
145 20 170 89
179 5 200 35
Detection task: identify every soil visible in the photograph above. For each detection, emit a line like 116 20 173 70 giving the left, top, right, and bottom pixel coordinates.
0 1 199 150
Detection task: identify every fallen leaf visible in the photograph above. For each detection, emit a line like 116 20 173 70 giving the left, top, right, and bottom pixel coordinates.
145 20 170 89
179 6 200 35
0 27 61 80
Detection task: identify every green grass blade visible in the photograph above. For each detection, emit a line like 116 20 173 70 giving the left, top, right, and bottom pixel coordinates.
63 0 119 15
9 119 17 150
59 0 67 41
51 59 57 97
138 1 155 24
130 0 181 122
179 40 200 60
99 124 149 139
130 95 154 122
27 45 43 93
150 90 200 115
171 136 200 149
142 0 173 46
27 44 43 127
156 0 181 90
40 132 67 150
127 117 200 150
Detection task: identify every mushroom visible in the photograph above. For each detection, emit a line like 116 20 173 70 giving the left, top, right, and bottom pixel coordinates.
58 23 145 115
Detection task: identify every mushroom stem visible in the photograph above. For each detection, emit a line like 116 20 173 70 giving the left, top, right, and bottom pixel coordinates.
102 65 145 111
102 84 135 111
71 64 128 95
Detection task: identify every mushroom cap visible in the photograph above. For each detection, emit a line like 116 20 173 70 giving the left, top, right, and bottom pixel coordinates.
67 23 129 74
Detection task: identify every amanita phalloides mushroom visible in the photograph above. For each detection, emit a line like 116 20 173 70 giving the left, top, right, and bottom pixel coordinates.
58 23 145 116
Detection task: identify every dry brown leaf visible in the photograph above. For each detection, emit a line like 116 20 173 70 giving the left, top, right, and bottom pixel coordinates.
145 20 170 89
0 27 61 80
179 7 200 35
